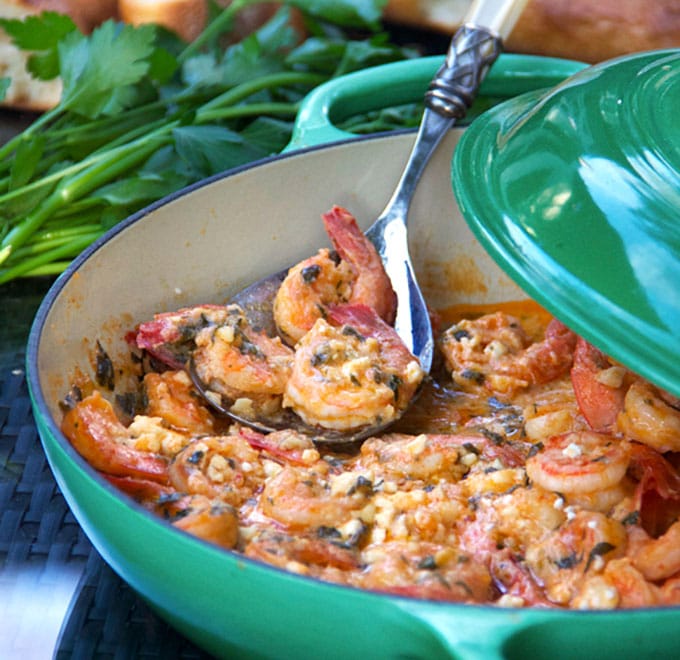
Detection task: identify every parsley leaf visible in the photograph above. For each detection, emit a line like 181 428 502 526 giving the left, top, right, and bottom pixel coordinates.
285 0 386 29
0 12 77 81
58 21 157 118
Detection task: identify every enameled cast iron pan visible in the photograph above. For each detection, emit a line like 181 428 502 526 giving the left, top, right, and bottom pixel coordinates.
27 54 680 659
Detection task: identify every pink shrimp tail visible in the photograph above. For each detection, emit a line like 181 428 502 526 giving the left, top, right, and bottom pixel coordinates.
327 301 378 328
571 337 626 432
322 206 397 325
327 303 415 364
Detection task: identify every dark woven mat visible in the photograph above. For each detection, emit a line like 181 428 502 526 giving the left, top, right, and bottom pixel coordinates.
1 336 213 658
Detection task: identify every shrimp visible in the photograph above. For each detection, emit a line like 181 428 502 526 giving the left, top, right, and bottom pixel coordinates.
359 433 473 485
597 558 660 608
526 431 631 495
61 390 169 484
489 549 555 607
244 527 361 575
627 441 680 538
104 474 174 505
273 205 397 345
570 337 680 452
238 427 320 466
103 476 241 549
259 463 373 532
524 510 627 606
192 304 294 416
438 312 576 395
136 304 294 417
168 495 241 549
282 303 424 431
570 337 628 432
659 574 680 605
616 379 680 452
143 370 216 435
623 442 680 585
627 521 680 581
135 304 228 369
358 540 494 603
168 433 265 508
358 432 523 487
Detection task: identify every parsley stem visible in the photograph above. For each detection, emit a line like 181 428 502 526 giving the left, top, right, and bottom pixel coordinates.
195 101 298 123
196 72 325 118
0 116 173 208
178 0 256 64
0 107 63 162
11 228 101 259
0 128 174 264
0 233 101 284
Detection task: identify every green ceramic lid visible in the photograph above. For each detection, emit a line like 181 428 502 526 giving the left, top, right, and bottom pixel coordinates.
452 49 680 397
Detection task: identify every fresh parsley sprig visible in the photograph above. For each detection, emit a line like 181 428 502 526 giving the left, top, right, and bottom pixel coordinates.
0 0 414 284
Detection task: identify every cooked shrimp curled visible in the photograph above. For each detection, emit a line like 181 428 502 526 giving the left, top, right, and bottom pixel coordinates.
283 304 424 431
439 312 576 395
526 430 630 495
273 206 397 345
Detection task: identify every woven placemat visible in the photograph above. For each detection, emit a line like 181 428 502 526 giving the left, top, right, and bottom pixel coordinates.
1 354 213 658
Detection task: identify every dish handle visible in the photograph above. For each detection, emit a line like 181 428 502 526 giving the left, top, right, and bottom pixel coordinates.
398 602 536 660
399 601 678 659
286 53 587 152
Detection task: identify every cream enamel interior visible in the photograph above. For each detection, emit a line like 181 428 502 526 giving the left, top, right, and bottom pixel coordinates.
35 129 524 420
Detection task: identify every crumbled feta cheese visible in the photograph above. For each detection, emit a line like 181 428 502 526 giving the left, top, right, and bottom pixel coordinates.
595 365 626 388
406 434 428 456
339 518 364 539
230 397 255 417
204 389 222 408
216 324 235 344
405 360 424 384
497 594 525 608
330 471 372 497
484 339 509 359
262 459 283 478
383 480 398 494
591 555 605 572
563 442 583 458
301 448 320 464
207 454 231 483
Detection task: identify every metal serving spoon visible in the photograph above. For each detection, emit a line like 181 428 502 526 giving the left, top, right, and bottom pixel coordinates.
191 0 528 447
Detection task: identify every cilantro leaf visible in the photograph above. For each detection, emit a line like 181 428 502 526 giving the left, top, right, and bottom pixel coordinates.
0 77 8 102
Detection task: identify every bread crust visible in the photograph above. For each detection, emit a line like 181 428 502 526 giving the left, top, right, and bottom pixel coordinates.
118 0 208 43
508 0 680 63
385 0 680 63
0 1 68 111
0 0 284 111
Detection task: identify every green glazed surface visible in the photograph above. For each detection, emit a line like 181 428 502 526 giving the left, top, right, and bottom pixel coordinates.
453 49 680 396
